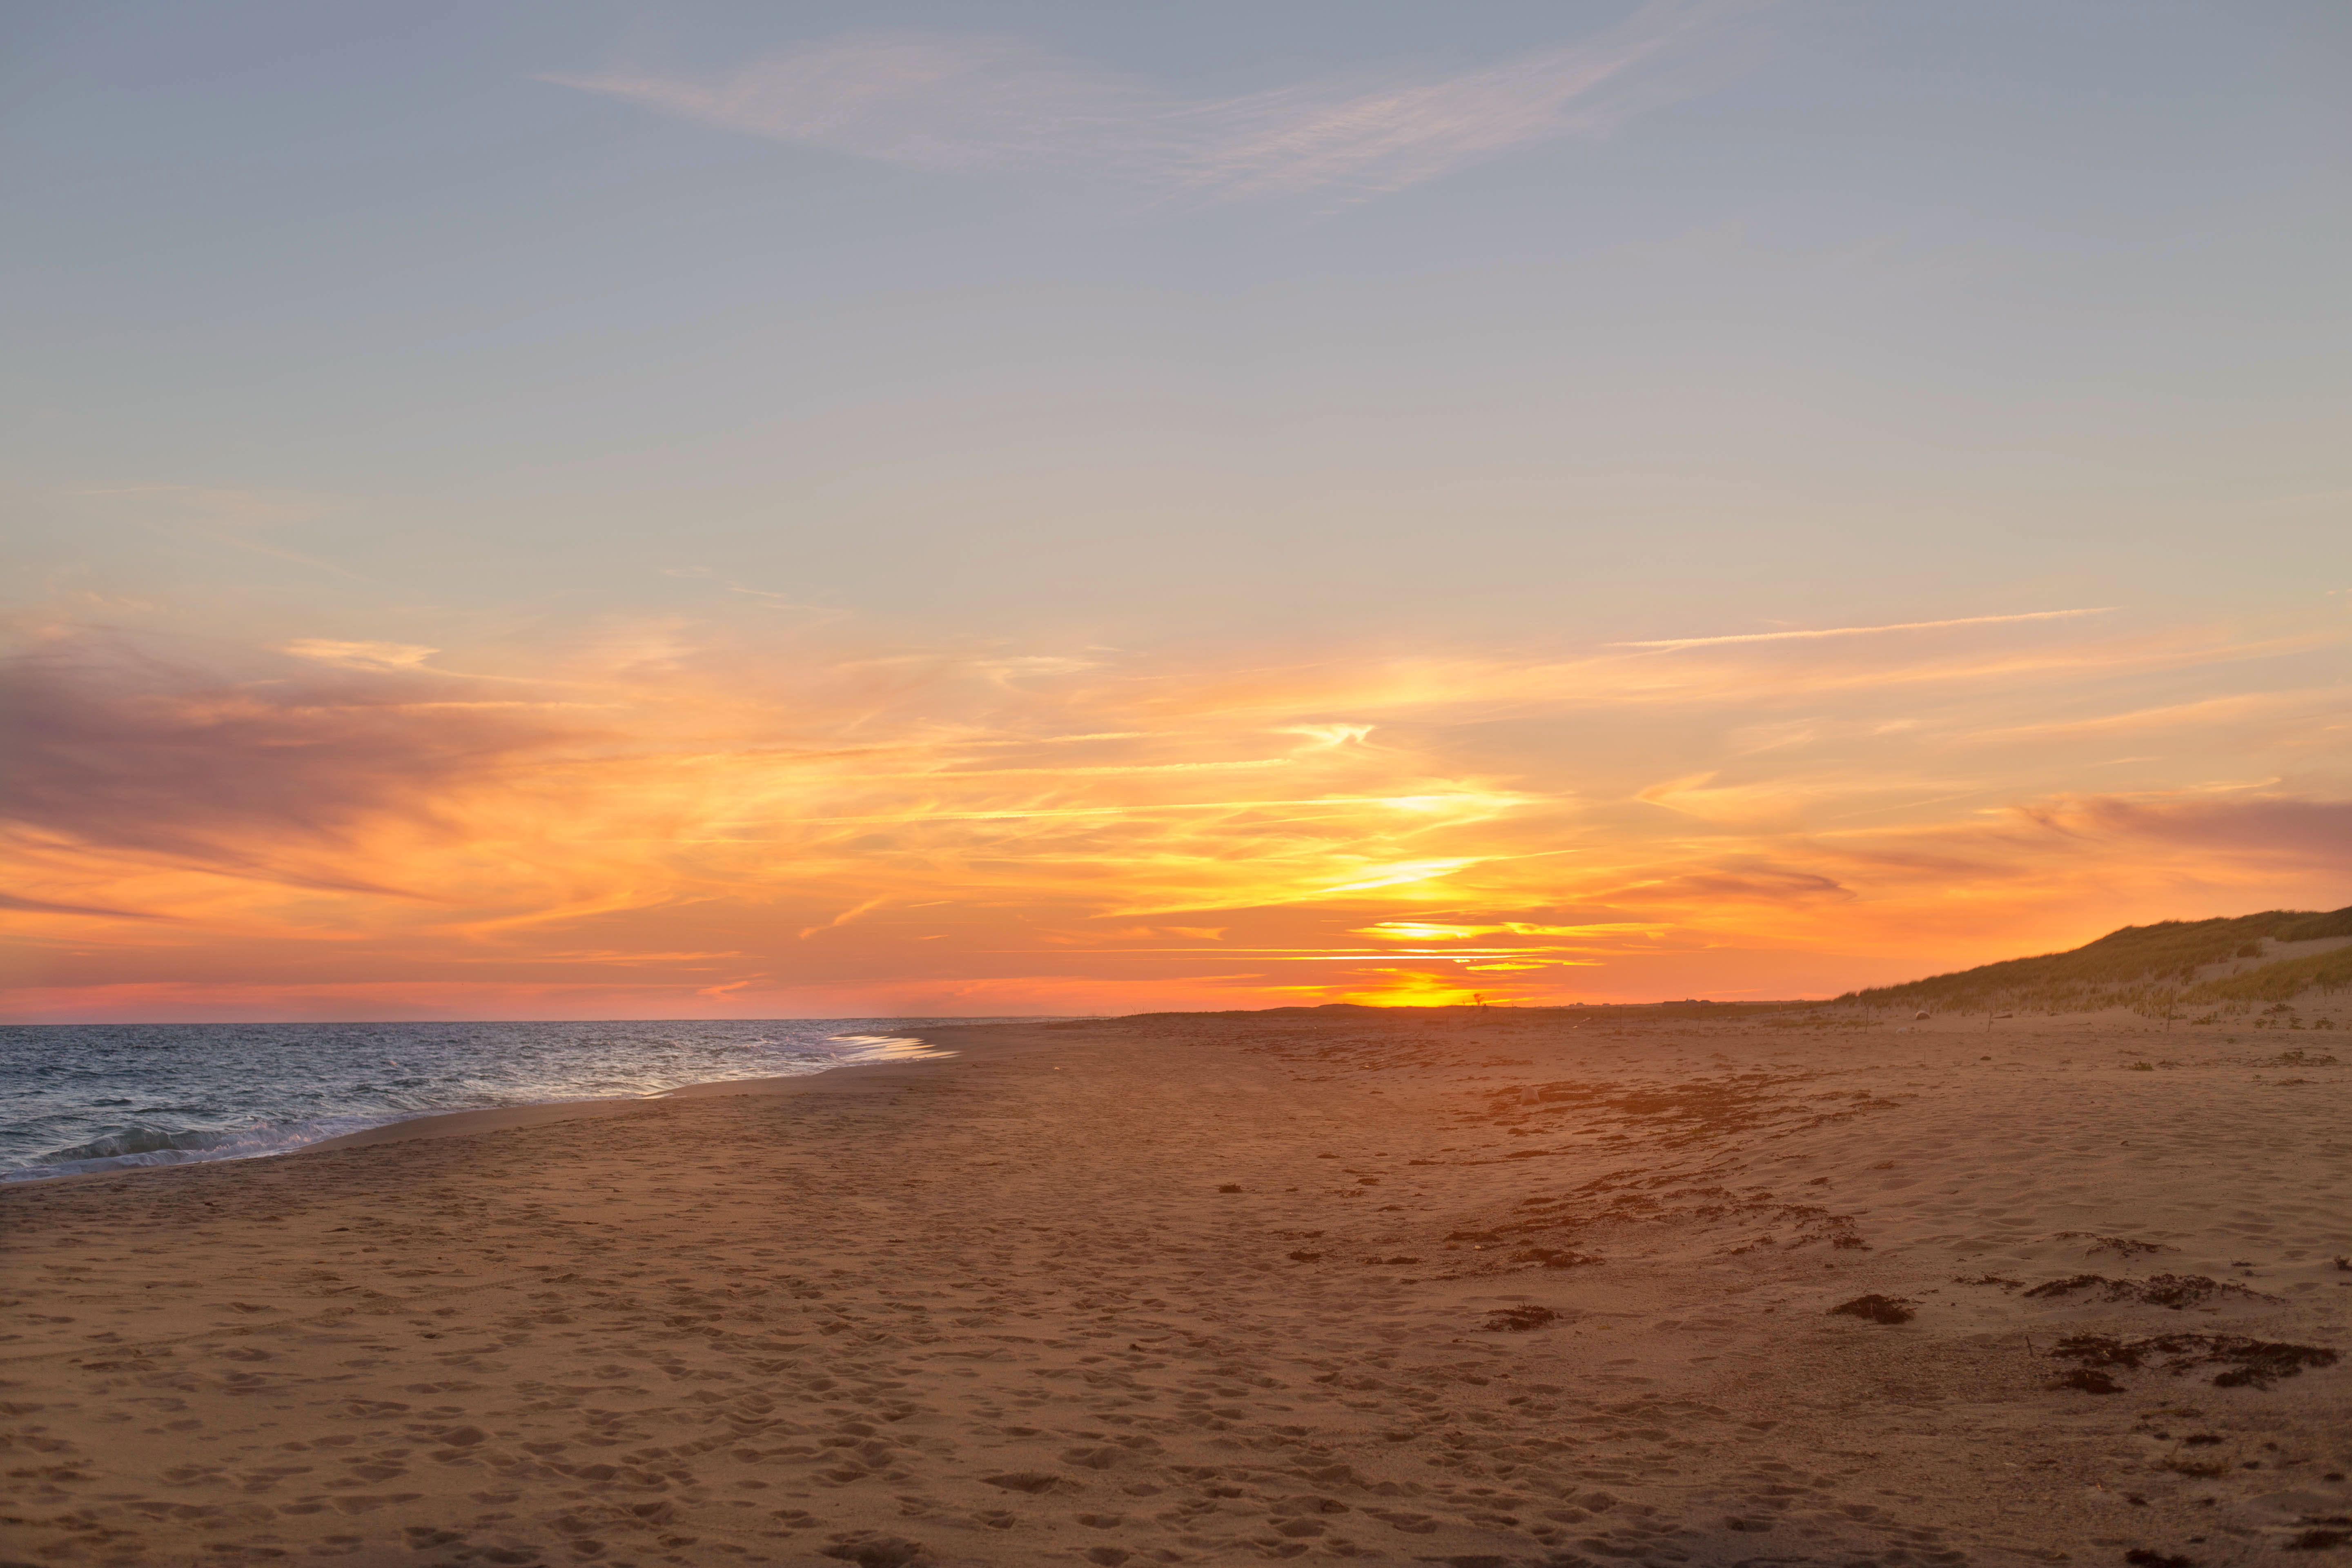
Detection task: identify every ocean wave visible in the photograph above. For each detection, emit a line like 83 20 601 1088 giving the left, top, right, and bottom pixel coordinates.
825 1034 959 1062
6 1113 415 1182
36 1125 247 1162
1 1017 1033 1182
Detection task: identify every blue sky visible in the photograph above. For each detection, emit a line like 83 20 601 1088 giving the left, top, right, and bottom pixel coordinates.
10 1 2346 643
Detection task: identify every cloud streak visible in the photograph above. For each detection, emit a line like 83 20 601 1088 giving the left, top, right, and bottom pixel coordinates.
282 639 441 672
550 1 1772 203
0 891 169 921
1610 608 2115 652
0 639 581 894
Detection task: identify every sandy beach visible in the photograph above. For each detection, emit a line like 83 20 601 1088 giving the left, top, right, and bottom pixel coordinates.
4 1007 2348 1567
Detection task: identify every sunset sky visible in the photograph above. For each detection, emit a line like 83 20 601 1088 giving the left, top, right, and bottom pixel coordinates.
4 1 2348 1021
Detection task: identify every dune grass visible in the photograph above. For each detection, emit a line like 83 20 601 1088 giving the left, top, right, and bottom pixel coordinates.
1841 906 2351 1015
2274 906 2352 942
2183 945 2352 1007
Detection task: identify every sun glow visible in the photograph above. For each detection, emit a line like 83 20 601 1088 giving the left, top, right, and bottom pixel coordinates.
1336 970 1498 1007
4 604 2347 1021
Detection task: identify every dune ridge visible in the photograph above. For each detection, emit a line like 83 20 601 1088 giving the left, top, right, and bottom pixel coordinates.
1842 905 2352 1018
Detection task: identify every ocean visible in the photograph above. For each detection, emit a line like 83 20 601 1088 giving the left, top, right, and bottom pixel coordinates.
0 1017 1040 1182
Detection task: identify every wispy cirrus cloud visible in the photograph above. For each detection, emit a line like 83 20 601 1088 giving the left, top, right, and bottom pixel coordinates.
1610 607 2115 652
0 638 581 890
549 0 1774 203
0 891 170 921
281 639 440 672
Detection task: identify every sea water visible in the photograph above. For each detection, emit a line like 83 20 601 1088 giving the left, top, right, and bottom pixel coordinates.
0 1017 1039 1181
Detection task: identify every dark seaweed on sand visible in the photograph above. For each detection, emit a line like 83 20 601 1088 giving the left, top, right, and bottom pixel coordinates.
1483 1305 1558 1332
1828 1294 1915 1325
2049 1332 2338 1390
2054 1232 2172 1258
1510 1246 1603 1270
2021 1274 2275 1309
818 1532 934 1566
2049 1368 2124 1394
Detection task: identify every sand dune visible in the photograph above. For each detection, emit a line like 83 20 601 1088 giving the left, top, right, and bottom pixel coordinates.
4 1009 2348 1566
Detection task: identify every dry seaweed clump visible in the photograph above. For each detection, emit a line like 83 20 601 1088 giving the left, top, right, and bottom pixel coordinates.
2055 1232 2172 1258
2021 1274 2276 1310
1829 1294 1916 1325
1510 1246 1603 1270
2048 1367 2124 1394
1483 1305 1559 1332
819 1532 936 1566
2049 1333 2339 1390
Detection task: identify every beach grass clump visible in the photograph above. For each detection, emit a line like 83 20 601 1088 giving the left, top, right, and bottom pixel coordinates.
2181 945 2352 1007
2276 907 2352 942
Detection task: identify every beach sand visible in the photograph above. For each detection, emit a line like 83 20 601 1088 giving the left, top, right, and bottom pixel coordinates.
4 1007 2348 1567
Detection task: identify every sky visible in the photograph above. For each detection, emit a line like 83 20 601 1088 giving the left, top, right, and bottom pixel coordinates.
3 0 2349 1022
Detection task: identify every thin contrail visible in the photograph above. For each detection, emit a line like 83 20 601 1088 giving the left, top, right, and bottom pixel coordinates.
1610 608 2114 652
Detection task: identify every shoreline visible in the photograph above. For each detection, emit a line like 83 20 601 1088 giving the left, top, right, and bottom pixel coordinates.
294 1018 1062 1156
1 997 2304 1188
2 1020 1065 1187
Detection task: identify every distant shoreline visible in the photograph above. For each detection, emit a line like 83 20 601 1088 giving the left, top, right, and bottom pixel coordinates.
1 1019 1058 1185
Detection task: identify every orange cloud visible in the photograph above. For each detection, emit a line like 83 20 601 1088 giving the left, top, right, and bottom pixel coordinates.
3 606 2347 1020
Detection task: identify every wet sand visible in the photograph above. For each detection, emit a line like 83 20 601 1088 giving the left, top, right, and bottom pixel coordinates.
4 1008 2348 1567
